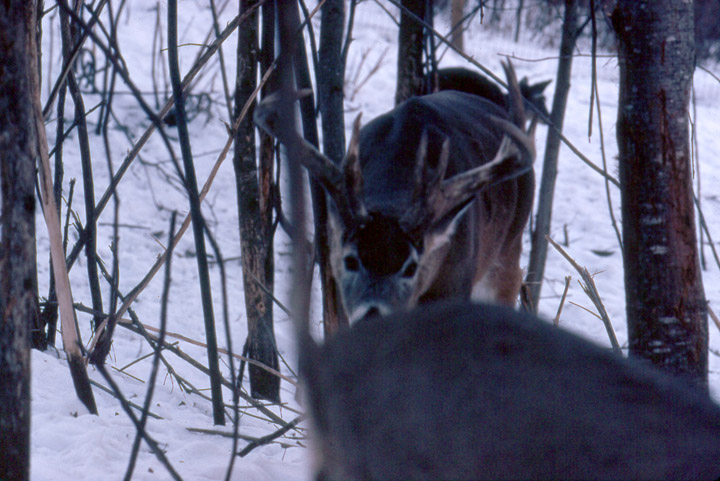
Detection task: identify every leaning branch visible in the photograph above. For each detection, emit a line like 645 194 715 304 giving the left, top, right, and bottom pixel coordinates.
547 236 621 353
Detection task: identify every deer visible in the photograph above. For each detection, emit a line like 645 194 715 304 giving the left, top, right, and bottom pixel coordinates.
300 300 720 480
255 62 536 324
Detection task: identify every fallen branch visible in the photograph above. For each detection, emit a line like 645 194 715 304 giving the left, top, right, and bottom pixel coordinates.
547 236 621 353
237 416 304 457
32 4 97 413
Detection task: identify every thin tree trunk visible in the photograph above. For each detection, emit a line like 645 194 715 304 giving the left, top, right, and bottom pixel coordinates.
234 0 280 402
167 0 225 423
613 0 707 386
281 1 342 335
525 0 579 312
59 1 104 333
0 3 39 477
514 0 524 42
450 0 465 52
318 0 349 333
277 1 313 344
396 0 426 105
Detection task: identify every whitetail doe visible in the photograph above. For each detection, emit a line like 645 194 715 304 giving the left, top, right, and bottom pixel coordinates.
256 63 536 323
300 301 720 481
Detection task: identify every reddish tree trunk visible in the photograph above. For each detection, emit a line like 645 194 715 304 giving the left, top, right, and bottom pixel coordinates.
613 0 707 386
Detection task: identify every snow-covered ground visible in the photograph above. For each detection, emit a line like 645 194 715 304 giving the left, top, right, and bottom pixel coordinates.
30 2 720 480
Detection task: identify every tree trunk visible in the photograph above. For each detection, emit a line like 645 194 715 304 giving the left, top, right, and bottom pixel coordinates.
281 1 343 335
396 0 426 105
59 3 104 333
450 0 464 52
613 0 707 386
168 0 225 423
525 0 579 312
0 2 40 478
318 0 350 333
234 0 280 402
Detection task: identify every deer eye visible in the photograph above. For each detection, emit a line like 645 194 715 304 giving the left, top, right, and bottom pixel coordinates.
401 260 417 278
344 255 360 272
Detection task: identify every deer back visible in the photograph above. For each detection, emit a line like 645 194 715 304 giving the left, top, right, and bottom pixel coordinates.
302 301 720 480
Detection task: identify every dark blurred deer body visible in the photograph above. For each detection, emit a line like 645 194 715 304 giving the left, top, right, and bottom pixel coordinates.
301 301 720 480
256 63 536 323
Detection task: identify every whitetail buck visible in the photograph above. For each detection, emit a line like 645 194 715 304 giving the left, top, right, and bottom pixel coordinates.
300 301 720 480
255 63 536 323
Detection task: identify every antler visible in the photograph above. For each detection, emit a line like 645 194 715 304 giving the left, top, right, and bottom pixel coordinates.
341 114 369 224
399 63 536 236
431 122 533 225
399 130 451 234
400 116 534 236
254 93 368 227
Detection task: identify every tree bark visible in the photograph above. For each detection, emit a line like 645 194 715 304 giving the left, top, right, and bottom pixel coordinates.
525 0 579 312
317 0 350 333
396 0 426 105
450 0 465 52
613 0 707 386
234 0 280 402
0 2 40 478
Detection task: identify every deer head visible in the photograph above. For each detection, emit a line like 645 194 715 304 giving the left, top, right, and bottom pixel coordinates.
255 64 535 323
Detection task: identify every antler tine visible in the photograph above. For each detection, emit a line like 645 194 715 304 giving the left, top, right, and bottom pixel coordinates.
486 114 536 161
412 129 430 190
502 59 526 130
342 113 369 224
411 129 450 191
430 121 534 226
400 131 450 234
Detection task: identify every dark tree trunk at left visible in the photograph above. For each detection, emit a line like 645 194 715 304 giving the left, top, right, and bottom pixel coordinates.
234 0 279 402
396 0 426 105
613 0 707 386
0 2 40 479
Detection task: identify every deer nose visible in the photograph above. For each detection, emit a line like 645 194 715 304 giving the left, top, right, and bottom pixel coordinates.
350 305 387 324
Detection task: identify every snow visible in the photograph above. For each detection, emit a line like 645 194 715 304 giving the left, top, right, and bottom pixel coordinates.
30 1 720 479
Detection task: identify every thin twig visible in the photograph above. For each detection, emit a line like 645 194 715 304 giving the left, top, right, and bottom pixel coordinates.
591 65 623 253
116 318 296 385
87 64 276 357
553 276 572 326
62 3 261 272
383 0 620 188
118 321 295 430
124 212 176 481
95 364 183 481
237 416 304 457
547 236 621 353
87 380 161 420
42 0 110 119
694 194 720 272
708 305 720 334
